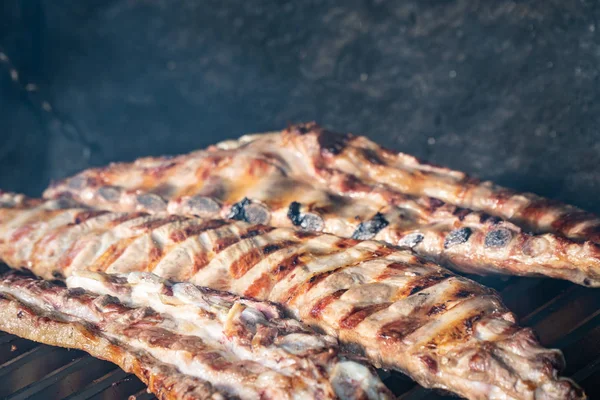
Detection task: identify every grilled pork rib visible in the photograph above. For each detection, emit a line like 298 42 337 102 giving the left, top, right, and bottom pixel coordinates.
42 124 600 286
0 197 584 399
0 270 391 400
0 273 225 400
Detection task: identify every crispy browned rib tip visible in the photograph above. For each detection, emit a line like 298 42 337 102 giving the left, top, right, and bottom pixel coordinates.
0 198 585 399
41 123 600 286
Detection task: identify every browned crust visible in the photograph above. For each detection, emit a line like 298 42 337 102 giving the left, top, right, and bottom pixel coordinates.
0 294 225 400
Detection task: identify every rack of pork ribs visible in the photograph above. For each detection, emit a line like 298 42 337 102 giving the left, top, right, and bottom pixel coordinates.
1 123 598 399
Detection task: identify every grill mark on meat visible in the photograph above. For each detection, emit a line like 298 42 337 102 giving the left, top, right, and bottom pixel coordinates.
284 267 343 305
9 223 36 242
334 237 360 249
243 248 304 298
339 303 392 330
378 318 423 343
452 207 471 221
426 303 447 316
147 246 164 271
169 219 228 243
244 272 271 299
57 238 90 270
133 215 186 231
310 289 347 318
230 248 264 279
375 262 411 281
399 271 453 298
239 226 276 240
230 241 301 280
337 174 374 194
427 197 445 211
262 240 295 255
284 245 390 304
72 210 110 225
479 213 502 225
520 199 560 224
552 211 596 234
109 212 148 227
212 226 276 254
91 236 139 272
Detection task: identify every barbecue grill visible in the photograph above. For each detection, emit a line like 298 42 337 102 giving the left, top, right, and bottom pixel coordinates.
2 0 600 399
0 272 598 399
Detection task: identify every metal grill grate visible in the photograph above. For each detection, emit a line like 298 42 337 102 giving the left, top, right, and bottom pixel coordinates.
1 275 599 399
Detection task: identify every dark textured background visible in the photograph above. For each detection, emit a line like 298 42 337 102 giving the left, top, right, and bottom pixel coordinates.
1 1 600 399
2 0 600 210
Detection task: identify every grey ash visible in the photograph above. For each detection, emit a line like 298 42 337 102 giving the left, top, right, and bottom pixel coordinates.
352 213 389 240
444 227 472 248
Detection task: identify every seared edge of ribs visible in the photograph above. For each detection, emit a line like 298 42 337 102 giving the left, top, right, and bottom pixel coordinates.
0 273 226 400
0 199 584 399
39 122 600 286
0 270 392 400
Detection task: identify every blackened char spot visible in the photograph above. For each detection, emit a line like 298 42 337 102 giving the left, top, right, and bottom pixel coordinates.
463 314 482 334
361 148 385 165
240 226 275 240
66 287 86 297
454 289 473 299
318 130 352 155
73 210 109 225
427 197 445 211
485 228 513 248
292 122 316 135
444 227 472 248
52 271 65 280
479 213 502 225
351 213 389 240
263 244 282 255
228 198 251 222
426 303 447 316
452 207 471 221
287 201 303 226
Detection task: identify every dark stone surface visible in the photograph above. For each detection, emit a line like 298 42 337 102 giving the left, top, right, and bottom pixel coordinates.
1 0 599 211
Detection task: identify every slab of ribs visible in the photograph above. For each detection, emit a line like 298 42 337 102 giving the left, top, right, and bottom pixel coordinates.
0 122 595 399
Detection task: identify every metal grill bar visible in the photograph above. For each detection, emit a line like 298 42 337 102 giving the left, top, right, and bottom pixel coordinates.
64 368 129 400
0 346 53 379
6 356 92 400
